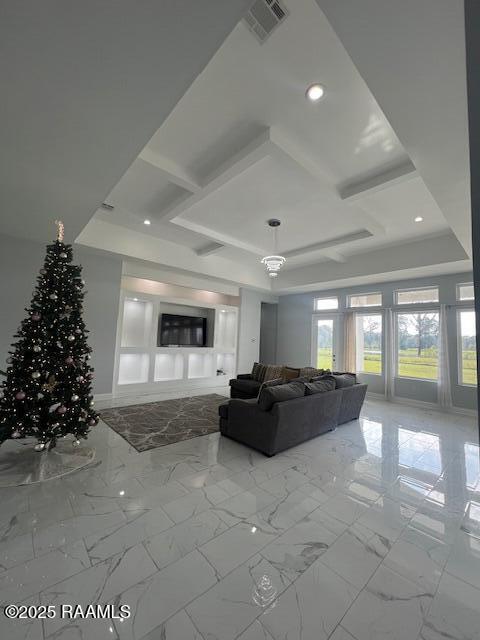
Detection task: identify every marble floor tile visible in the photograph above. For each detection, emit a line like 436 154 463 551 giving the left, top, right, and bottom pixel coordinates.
138 609 202 640
260 516 336 583
0 539 90 605
211 487 278 527
328 626 359 640
384 525 451 591
33 510 127 556
421 571 480 640
321 522 390 589
145 509 229 570
41 543 157 638
200 520 279 577
84 506 174 563
187 554 288 640
356 495 416 542
0 532 34 572
249 489 322 535
259 559 359 640
319 492 369 525
113 550 218 640
341 565 433 640
0 595 43 640
259 467 310 498
444 528 480 589
161 488 214 524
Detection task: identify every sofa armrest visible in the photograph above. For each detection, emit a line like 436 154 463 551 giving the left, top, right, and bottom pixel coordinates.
224 399 278 456
237 373 254 380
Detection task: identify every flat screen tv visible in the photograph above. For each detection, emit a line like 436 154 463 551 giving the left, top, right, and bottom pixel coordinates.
158 313 207 347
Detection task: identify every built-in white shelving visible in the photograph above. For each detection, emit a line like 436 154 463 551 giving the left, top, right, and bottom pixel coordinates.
113 291 238 395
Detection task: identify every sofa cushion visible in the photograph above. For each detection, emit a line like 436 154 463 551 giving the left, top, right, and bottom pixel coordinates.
258 377 285 395
218 402 229 419
282 366 301 381
333 373 357 388
257 381 305 412
251 362 262 381
264 364 284 382
229 378 262 394
304 377 336 395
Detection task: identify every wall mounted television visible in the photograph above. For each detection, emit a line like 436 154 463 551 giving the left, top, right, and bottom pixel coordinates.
158 313 207 347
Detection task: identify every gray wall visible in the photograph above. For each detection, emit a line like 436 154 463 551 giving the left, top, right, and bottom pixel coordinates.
276 272 477 411
260 303 278 364
237 288 278 373
0 233 122 395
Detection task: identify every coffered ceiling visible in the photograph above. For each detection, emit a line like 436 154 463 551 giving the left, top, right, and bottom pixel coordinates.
77 0 471 292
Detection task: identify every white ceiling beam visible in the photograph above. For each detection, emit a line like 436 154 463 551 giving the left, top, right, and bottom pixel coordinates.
338 159 418 201
323 249 347 263
282 230 372 258
195 242 225 256
138 149 201 193
156 128 274 222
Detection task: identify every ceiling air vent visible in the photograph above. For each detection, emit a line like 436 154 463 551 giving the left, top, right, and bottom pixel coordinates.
244 0 288 43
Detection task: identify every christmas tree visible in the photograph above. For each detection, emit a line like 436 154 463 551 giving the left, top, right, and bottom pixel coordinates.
0 221 99 451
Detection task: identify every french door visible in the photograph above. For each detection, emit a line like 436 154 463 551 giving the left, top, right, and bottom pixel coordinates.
311 314 341 371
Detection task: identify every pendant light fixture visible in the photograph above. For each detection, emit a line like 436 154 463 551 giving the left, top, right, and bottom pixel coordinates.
261 219 286 278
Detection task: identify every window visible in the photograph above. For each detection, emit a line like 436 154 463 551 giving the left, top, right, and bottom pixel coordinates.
348 292 382 308
355 314 382 374
458 310 477 386
396 312 439 380
314 297 338 311
457 283 474 301
395 287 439 305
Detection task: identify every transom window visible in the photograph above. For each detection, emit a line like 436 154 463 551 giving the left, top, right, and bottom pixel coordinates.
314 297 338 311
348 292 382 308
395 287 439 305
457 283 474 301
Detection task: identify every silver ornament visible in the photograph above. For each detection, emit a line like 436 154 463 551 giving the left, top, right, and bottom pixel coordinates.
12 430 21 438
59 252 68 259
49 293 58 300
31 371 41 379
37 392 44 400
67 335 75 342
33 345 41 352
34 443 46 452
89 399 95 407
71 394 79 402
72 439 81 447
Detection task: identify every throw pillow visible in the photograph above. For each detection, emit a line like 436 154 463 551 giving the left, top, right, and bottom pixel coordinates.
251 362 261 379
257 381 305 412
304 377 336 395
263 364 284 382
299 366 328 378
282 366 301 381
333 373 357 388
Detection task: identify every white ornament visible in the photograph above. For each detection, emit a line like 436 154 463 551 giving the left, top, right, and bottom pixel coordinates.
31 371 41 379
34 443 46 452
12 430 21 438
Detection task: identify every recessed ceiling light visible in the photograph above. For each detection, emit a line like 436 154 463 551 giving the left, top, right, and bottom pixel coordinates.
143 219 151 225
306 83 325 102
133 298 138 302
414 216 424 223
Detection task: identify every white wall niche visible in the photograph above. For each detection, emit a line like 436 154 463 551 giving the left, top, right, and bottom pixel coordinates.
154 353 184 381
188 352 214 379
121 298 152 348
118 353 149 385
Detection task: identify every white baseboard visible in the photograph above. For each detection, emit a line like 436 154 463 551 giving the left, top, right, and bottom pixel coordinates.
95 393 113 402
366 391 477 417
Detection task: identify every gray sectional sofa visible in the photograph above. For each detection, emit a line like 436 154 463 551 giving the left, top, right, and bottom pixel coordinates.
219 378 367 456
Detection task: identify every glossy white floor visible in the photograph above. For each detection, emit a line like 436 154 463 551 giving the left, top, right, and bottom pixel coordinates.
1 388 479 640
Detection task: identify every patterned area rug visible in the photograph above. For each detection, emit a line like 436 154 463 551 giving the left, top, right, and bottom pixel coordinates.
100 394 227 452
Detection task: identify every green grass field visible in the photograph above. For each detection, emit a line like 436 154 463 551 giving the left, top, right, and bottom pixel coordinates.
317 347 477 384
